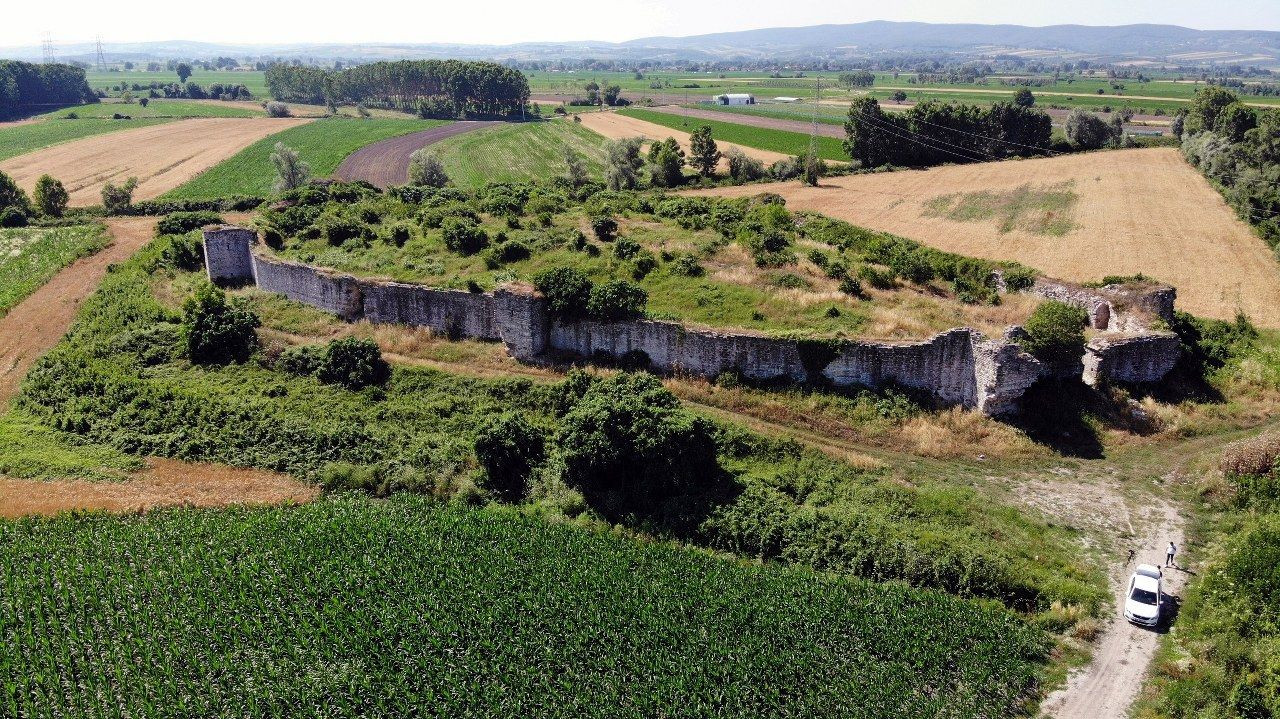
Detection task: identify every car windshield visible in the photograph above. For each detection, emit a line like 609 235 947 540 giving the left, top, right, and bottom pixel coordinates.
1131 587 1159 605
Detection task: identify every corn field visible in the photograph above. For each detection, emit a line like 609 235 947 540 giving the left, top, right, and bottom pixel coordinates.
0 496 1048 717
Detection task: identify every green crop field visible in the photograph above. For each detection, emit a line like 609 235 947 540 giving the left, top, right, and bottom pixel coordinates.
619 107 849 161
0 225 110 316
163 118 447 200
39 99 262 119
0 495 1049 717
88 69 269 98
0 117 171 162
528 69 1280 115
430 120 610 189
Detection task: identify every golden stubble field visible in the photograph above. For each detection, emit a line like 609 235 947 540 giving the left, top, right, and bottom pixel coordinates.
693 148 1280 326
0 117 311 206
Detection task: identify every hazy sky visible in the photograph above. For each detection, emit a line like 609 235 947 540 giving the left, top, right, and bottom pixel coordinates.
5 0 1278 48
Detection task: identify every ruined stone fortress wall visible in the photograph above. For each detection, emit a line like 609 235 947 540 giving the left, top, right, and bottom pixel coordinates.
204 226 1180 416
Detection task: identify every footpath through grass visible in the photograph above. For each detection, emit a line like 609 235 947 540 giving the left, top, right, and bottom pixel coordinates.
0 494 1049 717
620 107 849 162
0 224 110 316
0 117 171 162
163 117 446 200
431 120 609 189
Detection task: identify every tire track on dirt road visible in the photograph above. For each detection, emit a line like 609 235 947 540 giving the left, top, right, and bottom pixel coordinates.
333 121 501 187
1040 497 1186 718
0 217 155 405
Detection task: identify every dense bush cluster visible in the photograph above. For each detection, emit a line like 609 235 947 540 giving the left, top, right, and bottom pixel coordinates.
155 211 224 237
0 60 95 116
844 97 1052 168
180 283 261 364
267 60 530 118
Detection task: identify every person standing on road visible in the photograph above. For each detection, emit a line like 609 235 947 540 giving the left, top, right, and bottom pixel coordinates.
1166 542 1176 568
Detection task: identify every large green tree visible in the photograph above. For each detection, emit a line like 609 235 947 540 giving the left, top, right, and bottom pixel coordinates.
688 125 720 177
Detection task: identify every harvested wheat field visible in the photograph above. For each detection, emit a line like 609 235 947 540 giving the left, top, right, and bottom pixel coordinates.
578 110 791 167
693 148 1280 326
0 117 311 206
0 458 318 518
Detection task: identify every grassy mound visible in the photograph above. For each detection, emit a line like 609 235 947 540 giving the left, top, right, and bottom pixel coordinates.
430 120 610 189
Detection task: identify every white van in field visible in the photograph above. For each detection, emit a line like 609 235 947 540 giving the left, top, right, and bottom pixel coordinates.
1124 564 1164 627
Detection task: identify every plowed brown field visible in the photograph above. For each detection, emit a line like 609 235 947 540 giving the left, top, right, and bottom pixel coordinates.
692 148 1280 326
0 117 310 206
334 121 499 187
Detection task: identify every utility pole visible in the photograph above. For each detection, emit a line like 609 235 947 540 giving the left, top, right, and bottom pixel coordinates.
41 33 56 64
95 35 107 70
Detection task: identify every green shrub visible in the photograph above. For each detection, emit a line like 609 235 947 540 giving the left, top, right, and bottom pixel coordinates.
856 265 897 290
318 213 369 247
442 217 489 255
474 412 546 502
159 232 206 272
1021 301 1088 364
556 373 720 517
101 177 138 215
587 279 647 321
0 207 28 228
156 211 224 237
590 214 617 241
534 267 593 320
277 344 325 377
668 254 705 277
382 221 414 247
180 284 261 365
0 170 31 215
612 236 641 260
316 337 390 390
33 175 68 218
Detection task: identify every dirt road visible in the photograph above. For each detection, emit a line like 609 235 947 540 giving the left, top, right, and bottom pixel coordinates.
0 216 317 515
0 117 310 206
1040 498 1187 718
577 111 793 167
0 217 154 404
333 121 500 187
691 148 1280 326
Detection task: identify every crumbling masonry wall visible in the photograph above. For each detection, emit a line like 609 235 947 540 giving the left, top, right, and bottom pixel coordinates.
205 226 1181 416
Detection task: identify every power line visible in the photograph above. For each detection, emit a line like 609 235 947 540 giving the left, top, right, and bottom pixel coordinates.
95 36 107 71
41 33 55 64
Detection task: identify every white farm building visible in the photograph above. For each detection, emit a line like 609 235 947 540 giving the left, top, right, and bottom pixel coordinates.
714 93 756 105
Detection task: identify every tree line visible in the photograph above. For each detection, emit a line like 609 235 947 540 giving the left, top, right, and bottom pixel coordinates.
843 97 1052 168
1178 87 1280 249
266 60 529 118
0 61 96 117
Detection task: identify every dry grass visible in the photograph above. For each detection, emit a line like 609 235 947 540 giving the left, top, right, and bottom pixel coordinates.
0 458 316 518
0 117 311 206
691 148 1280 327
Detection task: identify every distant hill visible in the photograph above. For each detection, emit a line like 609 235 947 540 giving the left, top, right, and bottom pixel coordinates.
3 21 1277 66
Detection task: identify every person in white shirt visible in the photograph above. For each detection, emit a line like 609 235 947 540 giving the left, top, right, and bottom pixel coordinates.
1165 542 1176 568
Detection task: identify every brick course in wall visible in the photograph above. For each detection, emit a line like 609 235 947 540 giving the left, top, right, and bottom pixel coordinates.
206 226 1181 416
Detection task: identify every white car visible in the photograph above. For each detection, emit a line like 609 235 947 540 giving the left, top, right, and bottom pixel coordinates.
1124 564 1164 627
